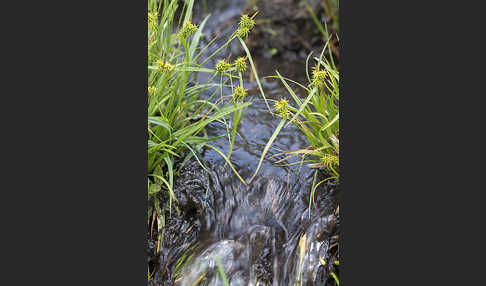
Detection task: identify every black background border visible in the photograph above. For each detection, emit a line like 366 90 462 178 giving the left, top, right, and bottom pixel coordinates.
3 0 481 285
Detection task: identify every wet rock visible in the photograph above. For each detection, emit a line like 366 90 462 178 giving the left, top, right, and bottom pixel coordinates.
150 159 339 285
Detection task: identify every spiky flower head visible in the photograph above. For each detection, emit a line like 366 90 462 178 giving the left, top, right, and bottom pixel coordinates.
274 98 291 119
215 60 231 73
321 154 339 169
239 14 255 31
178 21 198 39
236 26 250 38
233 86 247 102
234 57 247 73
148 11 158 30
155 60 175 72
236 14 256 38
311 67 327 87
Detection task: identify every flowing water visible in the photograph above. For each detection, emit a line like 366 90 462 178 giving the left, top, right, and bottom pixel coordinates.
151 1 340 285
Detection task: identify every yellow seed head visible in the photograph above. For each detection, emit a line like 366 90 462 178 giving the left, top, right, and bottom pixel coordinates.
155 60 175 72
148 86 156 95
274 98 291 119
236 14 256 38
148 11 158 30
215 60 231 73
311 67 327 87
321 154 339 169
234 57 247 73
239 14 255 30
233 86 247 102
178 21 198 39
236 27 250 38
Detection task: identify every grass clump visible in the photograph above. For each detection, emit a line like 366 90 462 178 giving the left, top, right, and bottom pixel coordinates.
147 0 264 280
148 0 247 215
250 34 339 185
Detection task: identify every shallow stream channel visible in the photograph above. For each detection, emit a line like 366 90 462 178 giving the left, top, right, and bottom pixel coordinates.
148 1 340 285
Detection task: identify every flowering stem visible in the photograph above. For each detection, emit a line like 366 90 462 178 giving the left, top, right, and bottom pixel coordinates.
227 72 244 163
226 100 238 163
220 74 232 147
239 71 244 87
177 38 191 109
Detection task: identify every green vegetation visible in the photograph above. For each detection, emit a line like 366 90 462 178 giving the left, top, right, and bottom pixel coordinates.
322 0 339 32
216 257 230 286
149 0 242 225
147 0 264 279
303 0 339 35
251 34 339 190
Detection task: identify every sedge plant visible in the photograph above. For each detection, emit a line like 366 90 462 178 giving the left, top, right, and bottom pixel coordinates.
249 36 339 197
147 1 264 278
